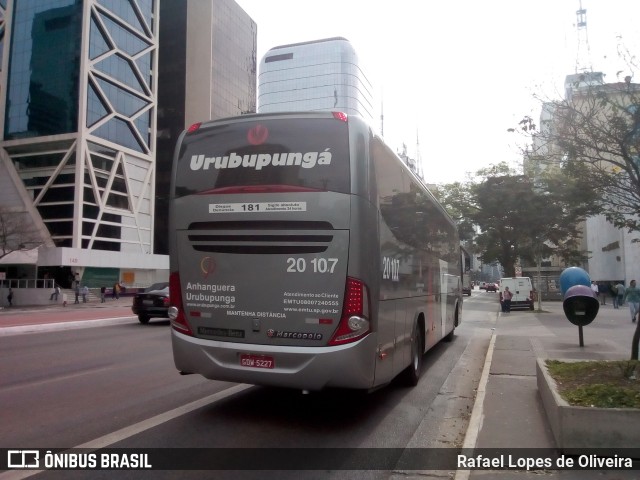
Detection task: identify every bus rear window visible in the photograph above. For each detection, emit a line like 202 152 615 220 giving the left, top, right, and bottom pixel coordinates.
174 118 350 197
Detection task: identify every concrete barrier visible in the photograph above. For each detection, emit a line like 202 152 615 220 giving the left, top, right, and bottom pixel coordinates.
1 287 57 307
537 358 640 457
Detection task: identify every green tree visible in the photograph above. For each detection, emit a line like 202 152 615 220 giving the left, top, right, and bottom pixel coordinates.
431 180 476 244
517 79 640 233
435 162 598 279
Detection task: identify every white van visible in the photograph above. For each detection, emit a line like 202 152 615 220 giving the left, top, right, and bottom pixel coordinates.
499 277 534 310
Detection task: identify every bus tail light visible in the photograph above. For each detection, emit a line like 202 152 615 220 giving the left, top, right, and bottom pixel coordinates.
169 272 193 336
187 122 201 134
332 111 348 122
329 277 371 346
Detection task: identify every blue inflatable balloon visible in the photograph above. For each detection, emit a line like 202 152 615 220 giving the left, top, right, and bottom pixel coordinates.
559 267 591 296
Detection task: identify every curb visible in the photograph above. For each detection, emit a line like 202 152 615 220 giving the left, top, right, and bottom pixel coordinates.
0 316 135 337
0 300 133 315
454 328 497 480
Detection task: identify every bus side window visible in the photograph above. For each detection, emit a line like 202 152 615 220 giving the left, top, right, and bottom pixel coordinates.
355 132 374 202
370 138 403 229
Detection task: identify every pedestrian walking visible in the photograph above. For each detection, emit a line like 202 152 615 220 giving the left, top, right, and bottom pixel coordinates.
114 282 121 300
74 283 80 304
616 282 626 308
622 279 640 323
501 286 513 313
100 286 106 303
81 285 89 303
7 287 13 307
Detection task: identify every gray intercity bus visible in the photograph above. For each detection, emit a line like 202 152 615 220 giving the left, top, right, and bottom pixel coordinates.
168 111 462 391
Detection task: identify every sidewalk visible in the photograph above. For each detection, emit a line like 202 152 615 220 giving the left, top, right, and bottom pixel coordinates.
460 300 639 479
0 295 133 315
0 296 135 333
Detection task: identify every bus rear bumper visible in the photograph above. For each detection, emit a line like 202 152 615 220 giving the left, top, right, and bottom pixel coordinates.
171 330 378 391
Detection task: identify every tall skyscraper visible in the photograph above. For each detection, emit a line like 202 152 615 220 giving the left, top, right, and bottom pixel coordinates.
155 0 256 255
257 37 373 124
0 0 161 287
0 0 256 289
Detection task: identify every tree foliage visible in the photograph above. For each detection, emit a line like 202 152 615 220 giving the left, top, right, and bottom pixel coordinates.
515 73 640 358
0 208 44 259
431 180 476 243
519 78 640 234
433 162 600 277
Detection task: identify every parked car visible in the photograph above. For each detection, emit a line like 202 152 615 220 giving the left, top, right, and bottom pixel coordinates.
485 283 498 292
131 282 170 324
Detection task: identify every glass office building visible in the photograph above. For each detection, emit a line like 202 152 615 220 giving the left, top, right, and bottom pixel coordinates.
0 0 256 287
155 0 256 254
258 37 374 123
0 0 163 287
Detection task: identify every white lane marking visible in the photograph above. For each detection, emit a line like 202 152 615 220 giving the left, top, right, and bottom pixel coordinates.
0 384 253 480
3 365 115 393
455 330 496 480
76 383 253 449
454 332 496 480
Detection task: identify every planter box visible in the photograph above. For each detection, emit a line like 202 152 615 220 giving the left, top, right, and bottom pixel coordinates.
536 358 640 457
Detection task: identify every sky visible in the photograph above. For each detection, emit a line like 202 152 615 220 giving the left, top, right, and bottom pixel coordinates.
234 0 640 184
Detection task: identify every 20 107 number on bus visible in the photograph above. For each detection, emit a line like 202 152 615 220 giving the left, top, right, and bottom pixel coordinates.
383 256 400 281
287 257 338 274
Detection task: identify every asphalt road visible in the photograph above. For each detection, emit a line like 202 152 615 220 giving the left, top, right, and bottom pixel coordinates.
1 290 500 480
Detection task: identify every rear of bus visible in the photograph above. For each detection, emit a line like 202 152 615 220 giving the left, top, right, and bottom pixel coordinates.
168 112 379 390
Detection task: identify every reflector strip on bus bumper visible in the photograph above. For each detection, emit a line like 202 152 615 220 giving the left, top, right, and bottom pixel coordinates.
305 318 333 324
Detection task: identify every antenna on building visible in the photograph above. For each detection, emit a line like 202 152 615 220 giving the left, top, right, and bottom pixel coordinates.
564 0 603 99
575 0 592 73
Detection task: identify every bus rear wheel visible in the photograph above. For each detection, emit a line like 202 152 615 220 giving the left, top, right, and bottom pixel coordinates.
402 322 424 387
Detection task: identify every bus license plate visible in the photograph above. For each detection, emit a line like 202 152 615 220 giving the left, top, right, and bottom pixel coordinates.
240 354 274 369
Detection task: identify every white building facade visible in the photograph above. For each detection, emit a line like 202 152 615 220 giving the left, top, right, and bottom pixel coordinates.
528 74 640 289
0 0 167 288
586 215 640 285
569 75 638 286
